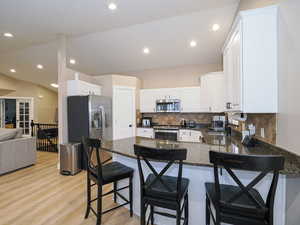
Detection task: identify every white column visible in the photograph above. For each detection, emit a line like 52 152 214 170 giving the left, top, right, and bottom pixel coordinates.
57 35 68 145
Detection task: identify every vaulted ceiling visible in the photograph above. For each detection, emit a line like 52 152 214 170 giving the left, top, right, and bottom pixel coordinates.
0 0 239 90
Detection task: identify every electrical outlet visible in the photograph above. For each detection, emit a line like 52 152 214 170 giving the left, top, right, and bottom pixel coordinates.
261 128 265 138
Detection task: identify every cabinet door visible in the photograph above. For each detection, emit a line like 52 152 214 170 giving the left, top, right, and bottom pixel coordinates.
180 87 201 112
178 130 191 142
224 23 242 111
190 130 202 142
210 73 226 112
199 76 212 112
224 44 234 111
231 25 242 111
137 128 154 138
140 89 157 112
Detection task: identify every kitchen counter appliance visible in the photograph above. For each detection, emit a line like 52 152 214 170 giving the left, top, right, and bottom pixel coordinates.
141 117 152 127
156 99 181 113
211 116 226 131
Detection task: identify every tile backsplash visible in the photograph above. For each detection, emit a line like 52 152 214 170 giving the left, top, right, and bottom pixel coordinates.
138 111 223 126
229 113 277 145
137 111 277 145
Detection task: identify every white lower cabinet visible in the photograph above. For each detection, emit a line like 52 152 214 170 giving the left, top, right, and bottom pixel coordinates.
178 129 202 143
137 128 154 138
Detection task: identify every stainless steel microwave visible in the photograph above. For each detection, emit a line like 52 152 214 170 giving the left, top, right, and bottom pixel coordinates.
156 99 181 112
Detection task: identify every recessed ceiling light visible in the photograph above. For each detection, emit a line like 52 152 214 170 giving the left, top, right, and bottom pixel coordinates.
108 2 117 10
10 69 16 73
69 59 76 65
37 64 44 69
51 83 59 88
190 40 197 48
3 32 14 38
143 47 150 55
212 24 220 31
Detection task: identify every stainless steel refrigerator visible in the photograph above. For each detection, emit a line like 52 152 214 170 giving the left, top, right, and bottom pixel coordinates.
67 95 112 170
67 95 112 142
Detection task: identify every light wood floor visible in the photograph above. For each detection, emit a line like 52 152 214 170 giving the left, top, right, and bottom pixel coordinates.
0 152 139 225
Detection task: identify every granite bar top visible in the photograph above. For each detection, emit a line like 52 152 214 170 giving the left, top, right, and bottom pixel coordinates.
101 134 300 176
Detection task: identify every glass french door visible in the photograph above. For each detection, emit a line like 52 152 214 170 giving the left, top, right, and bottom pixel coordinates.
0 100 4 128
16 99 33 136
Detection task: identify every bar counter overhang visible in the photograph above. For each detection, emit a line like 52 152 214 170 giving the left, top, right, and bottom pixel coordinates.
100 136 300 225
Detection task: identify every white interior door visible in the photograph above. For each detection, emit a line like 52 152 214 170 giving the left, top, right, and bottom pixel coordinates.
113 86 136 140
0 100 4 128
16 98 33 136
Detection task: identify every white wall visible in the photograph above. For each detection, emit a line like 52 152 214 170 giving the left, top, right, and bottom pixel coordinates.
276 0 300 155
238 0 279 11
123 64 222 89
0 73 58 123
95 74 141 109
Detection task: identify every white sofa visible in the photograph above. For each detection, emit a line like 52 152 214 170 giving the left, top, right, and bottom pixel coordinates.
0 129 36 175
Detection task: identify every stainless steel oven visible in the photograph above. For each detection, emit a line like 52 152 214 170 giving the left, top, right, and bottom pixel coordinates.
154 128 179 141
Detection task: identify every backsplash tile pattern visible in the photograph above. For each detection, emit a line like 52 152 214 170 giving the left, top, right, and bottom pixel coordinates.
137 111 277 145
229 113 277 145
140 112 224 126
246 113 276 144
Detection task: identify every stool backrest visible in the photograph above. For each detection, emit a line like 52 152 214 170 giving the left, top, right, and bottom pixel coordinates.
134 144 187 199
82 137 103 181
209 151 284 212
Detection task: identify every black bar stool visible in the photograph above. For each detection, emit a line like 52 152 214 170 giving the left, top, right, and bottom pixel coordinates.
134 144 189 225
82 137 134 225
205 151 284 225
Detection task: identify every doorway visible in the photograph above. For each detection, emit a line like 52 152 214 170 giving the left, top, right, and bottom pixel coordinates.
113 86 136 140
0 97 33 136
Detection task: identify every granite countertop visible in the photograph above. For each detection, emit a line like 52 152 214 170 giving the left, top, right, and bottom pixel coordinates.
137 125 207 131
101 132 300 176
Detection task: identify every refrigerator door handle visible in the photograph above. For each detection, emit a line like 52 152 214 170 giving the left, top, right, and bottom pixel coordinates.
99 106 105 137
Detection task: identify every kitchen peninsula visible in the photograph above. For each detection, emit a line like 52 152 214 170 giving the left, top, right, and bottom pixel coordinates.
101 135 300 225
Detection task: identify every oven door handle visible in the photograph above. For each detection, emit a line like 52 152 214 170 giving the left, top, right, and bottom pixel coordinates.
154 130 179 133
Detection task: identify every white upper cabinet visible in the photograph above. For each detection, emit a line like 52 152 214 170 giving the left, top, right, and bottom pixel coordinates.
140 87 201 113
140 89 158 113
67 80 102 96
223 6 278 113
179 87 201 112
200 72 226 113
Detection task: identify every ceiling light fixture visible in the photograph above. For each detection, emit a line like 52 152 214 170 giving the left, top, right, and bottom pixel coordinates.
3 32 14 38
10 69 16 73
212 24 220 31
108 2 117 11
37 64 44 69
51 83 59 88
143 47 150 55
190 40 197 48
69 59 76 65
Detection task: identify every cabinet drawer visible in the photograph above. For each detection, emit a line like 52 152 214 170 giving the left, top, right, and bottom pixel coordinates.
178 130 202 143
137 128 154 138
